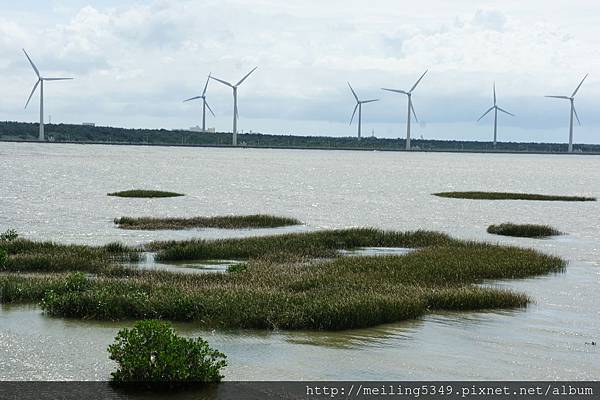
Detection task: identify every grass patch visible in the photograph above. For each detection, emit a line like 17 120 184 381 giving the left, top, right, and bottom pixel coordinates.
487 223 562 238
149 228 456 262
0 238 139 275
114 214 301 230
0 229 566 330
433 191 595 201
108 190 184 198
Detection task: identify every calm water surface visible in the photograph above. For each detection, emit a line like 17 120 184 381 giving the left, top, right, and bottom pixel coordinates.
0 143 598 380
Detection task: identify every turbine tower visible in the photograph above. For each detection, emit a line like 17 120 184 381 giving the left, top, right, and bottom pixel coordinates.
183 74 215 132
210 67 257 146
382 70 428 150
545 74 588 153
348 82 378 139
477 83 514 147
23 49 73 141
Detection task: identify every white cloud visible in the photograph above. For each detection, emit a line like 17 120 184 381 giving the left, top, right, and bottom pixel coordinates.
0 0 599 143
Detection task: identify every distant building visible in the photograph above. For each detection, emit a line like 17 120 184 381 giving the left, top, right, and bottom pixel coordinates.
188 126 216 133
82 122 95 127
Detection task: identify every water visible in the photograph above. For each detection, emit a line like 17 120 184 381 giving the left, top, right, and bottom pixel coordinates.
1 142 599 380
131 252 244 274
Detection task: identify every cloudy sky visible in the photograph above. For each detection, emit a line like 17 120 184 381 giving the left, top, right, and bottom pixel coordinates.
1 0 598 143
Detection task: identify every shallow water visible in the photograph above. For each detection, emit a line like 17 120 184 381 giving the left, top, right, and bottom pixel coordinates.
0 142 599 380
130 252 243 274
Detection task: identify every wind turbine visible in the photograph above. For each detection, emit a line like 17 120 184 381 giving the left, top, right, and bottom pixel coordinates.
23 49 73 141
477 83 514 147
210 67 257 146
545 74 588 153
348 82 378 140
183 74 215 132
382 70 428 150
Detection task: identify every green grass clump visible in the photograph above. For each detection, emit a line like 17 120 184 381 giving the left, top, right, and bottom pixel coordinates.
0 238 139 275
0 229 567 330
108 190 184 198
150 228 456 262
114 214 302 230
433 191 596 201
487 223 562 238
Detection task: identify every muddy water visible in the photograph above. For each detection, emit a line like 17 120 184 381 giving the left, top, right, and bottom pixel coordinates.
1 142 598 380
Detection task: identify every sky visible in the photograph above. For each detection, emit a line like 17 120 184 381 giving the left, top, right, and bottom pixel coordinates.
0 0 599 143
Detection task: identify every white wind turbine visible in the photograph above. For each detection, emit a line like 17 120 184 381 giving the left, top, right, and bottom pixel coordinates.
23 49 73 141
348 82 378 140
545 74 588 153
183 74 215 132
382 70 428 150
477 83 514 147
210 67 257 146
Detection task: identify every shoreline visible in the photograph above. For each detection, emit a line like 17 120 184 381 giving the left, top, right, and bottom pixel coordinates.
2 138 600 156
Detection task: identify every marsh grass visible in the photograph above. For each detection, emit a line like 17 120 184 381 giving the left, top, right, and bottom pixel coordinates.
0 228 565 330
0 229 566 330
433 191 596 201
487 223 562 238
0 239 139 275
150 228 456 262
108 190 184 198
114 215 301 230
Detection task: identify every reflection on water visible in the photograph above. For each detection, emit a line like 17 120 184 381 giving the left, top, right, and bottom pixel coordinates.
1 143 599 380
338 247 414 257
128 252 244 274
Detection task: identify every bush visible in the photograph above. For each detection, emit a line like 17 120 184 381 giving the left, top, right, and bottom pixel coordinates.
0 229 18 242
107 320 227 385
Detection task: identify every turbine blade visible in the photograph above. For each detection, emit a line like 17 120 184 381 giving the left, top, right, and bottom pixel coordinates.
571 73 588 97
236 66 257 86
477 106 494 122
22 49 40 78
205 100 216 117
381 88 408 94
347 82 359 101
183 96 202 102
545 95 570 99
410 102 418 123
493 83 496 105
202 73 211 96
349 103 359 125
24 79 40 109
573 105 582 126
497 106 514 116
210 75 233 88
361 99 379 104
409 69 428 92
43 77 73 81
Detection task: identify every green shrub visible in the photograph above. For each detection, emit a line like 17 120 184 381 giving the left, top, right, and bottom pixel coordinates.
107 320 227 385
0 229 18 242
